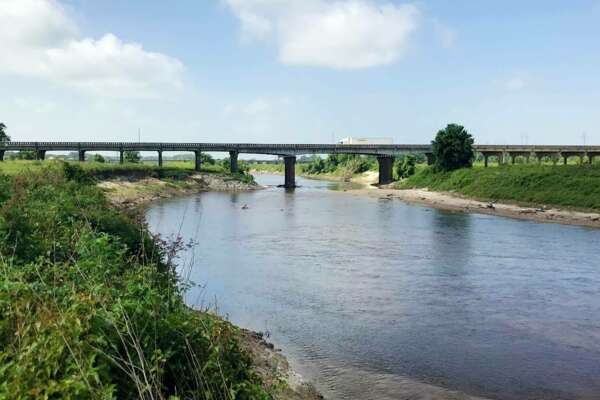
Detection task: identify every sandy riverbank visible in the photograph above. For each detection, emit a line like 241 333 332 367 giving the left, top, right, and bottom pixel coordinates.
98 173 260 207
350 186 600 228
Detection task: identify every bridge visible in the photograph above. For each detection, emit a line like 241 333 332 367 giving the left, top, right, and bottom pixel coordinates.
1 142 599 188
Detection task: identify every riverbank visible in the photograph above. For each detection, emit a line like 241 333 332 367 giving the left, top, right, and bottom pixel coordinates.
98 173 260 208
99 171 323 399
349 186 600 228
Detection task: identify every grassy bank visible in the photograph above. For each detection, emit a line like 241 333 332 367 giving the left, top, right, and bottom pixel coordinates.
397 164 600 210
0 163 271 399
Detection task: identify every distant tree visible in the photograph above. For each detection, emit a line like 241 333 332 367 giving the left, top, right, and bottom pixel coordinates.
15 150 35 160
200 153 215 165
431 124 475 172
124 151 141 163
0 122 10 142
93 154 106 163
395 154 416 179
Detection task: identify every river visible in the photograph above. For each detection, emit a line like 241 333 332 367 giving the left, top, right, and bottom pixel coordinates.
146 174 600 400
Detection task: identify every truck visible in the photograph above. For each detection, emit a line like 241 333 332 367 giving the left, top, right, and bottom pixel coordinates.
338 137 394 145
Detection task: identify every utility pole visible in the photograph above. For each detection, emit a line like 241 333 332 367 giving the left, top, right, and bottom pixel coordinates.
138 128 141 143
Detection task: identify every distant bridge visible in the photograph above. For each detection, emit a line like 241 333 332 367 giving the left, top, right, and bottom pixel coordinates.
1 142 599 188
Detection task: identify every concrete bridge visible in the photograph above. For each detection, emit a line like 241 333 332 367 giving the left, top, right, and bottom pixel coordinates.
1 142 599 188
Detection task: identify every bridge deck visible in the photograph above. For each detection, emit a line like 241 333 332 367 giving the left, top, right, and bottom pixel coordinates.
1 142 599 157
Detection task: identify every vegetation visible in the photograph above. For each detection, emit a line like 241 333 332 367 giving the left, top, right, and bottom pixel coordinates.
124 150 141 163
395 154 416 179
0 163 270 399
431 124 475 172
93 153 106 163
397 164 600 210
0 122 9 142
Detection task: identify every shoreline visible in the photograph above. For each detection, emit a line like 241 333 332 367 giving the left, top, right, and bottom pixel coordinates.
99 172 323 400
349 186 600 228
253 169 600 227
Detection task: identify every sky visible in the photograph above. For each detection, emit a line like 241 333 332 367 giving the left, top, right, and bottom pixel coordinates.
1 0 600 147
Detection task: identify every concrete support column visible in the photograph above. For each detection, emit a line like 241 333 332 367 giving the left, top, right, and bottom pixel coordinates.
377 156 394 186
563 154 568 165
589 154 596 165
194 150 202 172
158 150 163 168
425 153 434 166
229 151 239 174
536 153 543 164
0 150 4 161
36 150 46 161
511 153 516 165
284 156 296 189
78 150 85 162
119 150 124 164
484 154 489 168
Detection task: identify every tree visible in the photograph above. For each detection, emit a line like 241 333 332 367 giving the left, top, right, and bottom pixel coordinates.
15 150 35 160
124 151 141 163
0 122 10 142
395 154 416 179
431 124 475 172
93 154 106 163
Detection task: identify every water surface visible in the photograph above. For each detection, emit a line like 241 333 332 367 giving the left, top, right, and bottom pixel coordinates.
146 175 600 400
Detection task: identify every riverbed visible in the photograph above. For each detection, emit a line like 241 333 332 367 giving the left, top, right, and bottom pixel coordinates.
146 174 600 400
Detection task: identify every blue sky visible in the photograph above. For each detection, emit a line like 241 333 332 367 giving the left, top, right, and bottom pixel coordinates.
1 0 600 146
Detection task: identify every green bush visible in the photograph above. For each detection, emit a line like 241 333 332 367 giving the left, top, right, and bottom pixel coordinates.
0 166 269 399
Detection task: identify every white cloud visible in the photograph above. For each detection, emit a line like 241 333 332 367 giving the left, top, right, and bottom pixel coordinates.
0 0 183 98
225 0 420 69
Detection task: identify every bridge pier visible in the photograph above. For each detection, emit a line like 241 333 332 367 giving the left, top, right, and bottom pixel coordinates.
284 156 296 189
119 150 124 164
78 150 86 162
229 151 238 174
36 150 46 161
158 150 163 168
0 150 4 161
194 150 202 172
377 156 394 186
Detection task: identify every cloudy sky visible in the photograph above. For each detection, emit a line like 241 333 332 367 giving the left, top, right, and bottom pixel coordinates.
1 0 599 145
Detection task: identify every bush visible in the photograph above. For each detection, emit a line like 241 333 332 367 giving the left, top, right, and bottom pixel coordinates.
0 166 269 399
395 154 416 179
124 151 141 163
93 154 106 163
431 124 475 172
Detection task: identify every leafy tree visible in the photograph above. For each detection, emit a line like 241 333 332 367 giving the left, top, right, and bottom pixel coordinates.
93 154 106 163
0 122 9 142
431 124 475 172
15 150 35 160
124 150 141 163
395 154 416 179
200 152 215 165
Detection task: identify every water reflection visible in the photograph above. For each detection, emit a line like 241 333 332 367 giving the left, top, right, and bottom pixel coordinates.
146 175 600 400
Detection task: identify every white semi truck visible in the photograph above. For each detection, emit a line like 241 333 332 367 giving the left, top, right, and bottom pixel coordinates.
338 137 393 145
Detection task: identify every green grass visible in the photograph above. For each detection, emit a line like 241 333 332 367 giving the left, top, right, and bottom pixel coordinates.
0 160 226 177
397 164 600 210
0 164 270 399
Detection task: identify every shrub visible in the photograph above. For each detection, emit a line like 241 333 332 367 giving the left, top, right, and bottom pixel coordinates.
0 166 269 399
124 151 141 163
431 124 475 172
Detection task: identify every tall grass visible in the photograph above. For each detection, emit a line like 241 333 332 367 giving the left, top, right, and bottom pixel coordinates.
397 164 600 210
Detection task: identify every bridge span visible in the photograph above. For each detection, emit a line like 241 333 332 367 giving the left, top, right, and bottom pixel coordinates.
1 142 599 188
